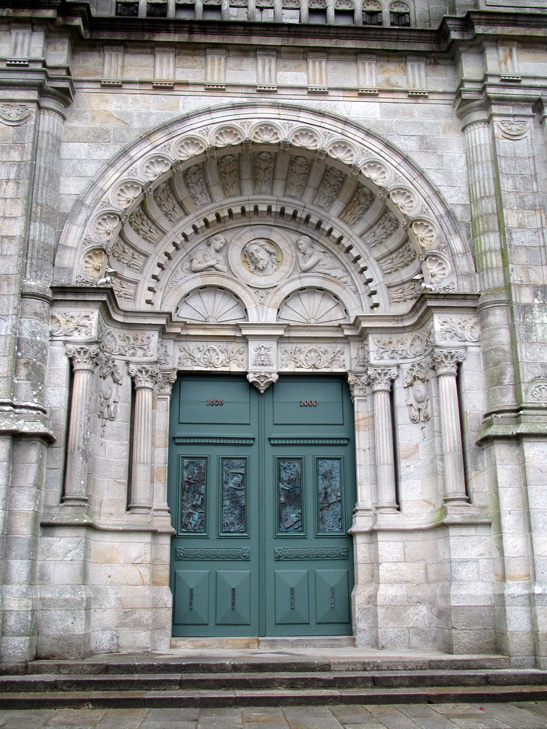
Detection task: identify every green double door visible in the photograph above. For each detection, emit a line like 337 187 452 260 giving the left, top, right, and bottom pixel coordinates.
168 374 355 637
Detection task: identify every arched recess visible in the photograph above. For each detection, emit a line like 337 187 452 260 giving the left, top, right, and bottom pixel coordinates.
55 103 477 325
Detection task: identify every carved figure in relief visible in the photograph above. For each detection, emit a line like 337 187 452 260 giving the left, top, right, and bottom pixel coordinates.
189 235 228 273
242 239 280 275
296 235 350 285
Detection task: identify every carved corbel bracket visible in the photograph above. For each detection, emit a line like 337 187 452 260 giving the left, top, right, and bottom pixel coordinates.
247 371 279 394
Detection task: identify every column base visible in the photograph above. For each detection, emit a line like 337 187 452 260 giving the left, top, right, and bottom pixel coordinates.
444 494 470 505
129 503 153 514
61 496 89 507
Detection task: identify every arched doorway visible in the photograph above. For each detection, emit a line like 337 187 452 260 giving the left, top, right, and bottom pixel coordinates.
49 103 480 651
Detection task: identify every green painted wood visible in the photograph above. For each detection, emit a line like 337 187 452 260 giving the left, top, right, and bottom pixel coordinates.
168 374 355 637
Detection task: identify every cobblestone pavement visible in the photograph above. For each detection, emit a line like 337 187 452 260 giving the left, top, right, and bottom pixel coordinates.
0 702 547 729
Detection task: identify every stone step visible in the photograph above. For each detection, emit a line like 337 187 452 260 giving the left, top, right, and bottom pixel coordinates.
1 669 546 693
1 683 547 710
23 653 511 676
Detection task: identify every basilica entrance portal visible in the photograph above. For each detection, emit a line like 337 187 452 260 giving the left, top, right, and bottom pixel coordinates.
168 374 355 637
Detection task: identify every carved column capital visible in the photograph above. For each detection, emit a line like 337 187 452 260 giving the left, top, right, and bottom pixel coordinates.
432 349 465 376
128 363 160 389
66 345 100 371
247 371 279 394
347 372 369 401
157 371 177 396
367 366 398 392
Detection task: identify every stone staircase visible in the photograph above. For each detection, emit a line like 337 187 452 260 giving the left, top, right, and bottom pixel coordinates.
1 648 547 709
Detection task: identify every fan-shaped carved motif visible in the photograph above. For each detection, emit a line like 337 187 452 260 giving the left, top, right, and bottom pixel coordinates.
176 287 247 323
278 288 347 325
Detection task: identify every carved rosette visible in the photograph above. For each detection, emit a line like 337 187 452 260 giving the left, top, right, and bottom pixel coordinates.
367 366 398 392
247 371 279 393
432 349 465 376
347 372 369 402
128 363 160 389
66 345 100 371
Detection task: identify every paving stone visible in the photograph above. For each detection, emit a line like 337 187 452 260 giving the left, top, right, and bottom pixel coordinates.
44 708 108 726
448 715 511 729
146 709 200 721
471 703 547 729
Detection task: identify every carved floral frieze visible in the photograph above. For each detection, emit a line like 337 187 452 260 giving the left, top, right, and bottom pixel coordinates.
178 343 246 369
371 325 433 362
279 344 347 370
0 103 32 125
99 322 156 358
50 311 96 338
437 316 480 343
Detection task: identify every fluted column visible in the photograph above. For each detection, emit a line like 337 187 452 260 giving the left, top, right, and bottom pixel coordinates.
63 345 99 507
432 349 468 505
459 110 517 416
368 367 398 514
129 364 159 513
347 372 373 520
154 371 177 518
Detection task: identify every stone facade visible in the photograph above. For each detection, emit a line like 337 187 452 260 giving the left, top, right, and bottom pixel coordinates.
1 0 547 667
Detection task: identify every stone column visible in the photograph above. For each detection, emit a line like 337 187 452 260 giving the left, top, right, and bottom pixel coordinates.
347 371 377 647
63 346 99 507
368 367 398 514
128 364 159 513
432 349 468 504
458 109 517 416
154 371 177 519
347 372 373 520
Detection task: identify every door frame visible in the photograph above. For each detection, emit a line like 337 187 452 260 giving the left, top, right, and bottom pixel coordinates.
167 372 358 638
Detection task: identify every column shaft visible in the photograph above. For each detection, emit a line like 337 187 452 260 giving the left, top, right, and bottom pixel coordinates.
129 365 159 513
63 347 99 506
433 349 468 504
368 367 398 513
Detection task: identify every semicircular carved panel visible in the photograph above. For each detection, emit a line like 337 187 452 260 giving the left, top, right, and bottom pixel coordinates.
175 286 247 324
278 288 348 325
60 107 475 313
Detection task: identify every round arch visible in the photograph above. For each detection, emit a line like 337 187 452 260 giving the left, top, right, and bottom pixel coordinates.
55 102 477 324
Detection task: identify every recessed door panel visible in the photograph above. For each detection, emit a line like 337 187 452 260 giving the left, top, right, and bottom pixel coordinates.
272 380 344 425
179 377 251 425
315 569 350 624
216 570 251 625
274 570 310 624
174 570 209 625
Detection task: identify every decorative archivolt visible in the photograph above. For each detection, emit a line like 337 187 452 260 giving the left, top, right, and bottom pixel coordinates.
56 104 476 320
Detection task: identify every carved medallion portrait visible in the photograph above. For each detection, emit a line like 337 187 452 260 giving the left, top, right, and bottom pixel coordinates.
228 227 295 288
241 239 281 276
